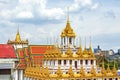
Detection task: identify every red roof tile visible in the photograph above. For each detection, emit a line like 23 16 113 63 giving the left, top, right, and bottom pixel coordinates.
0 44 16 58
29 45 51 54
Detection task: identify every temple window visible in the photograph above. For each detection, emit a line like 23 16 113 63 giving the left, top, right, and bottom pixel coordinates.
109 78 112 80
80 60 83 65
69 37 72 44
64 60 66 65
85 60 88 65
75 61 77 68
115 78 118 80
58 60 61 65
91 60 93 64
64 37 65 44
54 60 55 65
70 60 72 64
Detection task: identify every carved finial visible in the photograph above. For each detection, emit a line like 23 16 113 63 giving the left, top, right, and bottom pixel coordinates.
90 36 92 48
79 37 82 48
67 7 70 23
84 37 86 49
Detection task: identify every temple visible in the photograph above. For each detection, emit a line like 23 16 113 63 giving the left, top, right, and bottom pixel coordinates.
1 10 119 80
23 10 119 80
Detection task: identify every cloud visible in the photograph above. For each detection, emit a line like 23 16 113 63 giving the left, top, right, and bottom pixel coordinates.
16 11 34 18
104 10 116 19
70 0 98 11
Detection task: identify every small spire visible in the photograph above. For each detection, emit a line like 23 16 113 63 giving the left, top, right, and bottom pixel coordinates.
79 37 82 48
102 60 104 68
17 25 20 34
113 60 116 68
90 36 92 48
67 7 70 23
84 37 86 49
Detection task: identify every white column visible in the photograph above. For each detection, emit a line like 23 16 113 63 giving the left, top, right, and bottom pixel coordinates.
21 70 23 80
94 60 96 66
68 37 69 45
73 38 75 46
83 60 85 67
66 37 67 46
14 70 18 80
72 60 74 68
66 60 69 68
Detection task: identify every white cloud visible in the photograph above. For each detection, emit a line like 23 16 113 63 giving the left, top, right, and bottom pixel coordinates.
91 3 98 10
70 0 98 11
16 11 34 18
22 32 33 39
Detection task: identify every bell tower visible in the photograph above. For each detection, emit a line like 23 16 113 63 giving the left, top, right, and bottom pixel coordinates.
61 8 76 48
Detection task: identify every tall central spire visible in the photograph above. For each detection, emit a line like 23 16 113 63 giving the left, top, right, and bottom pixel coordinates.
67 7 70 23
61 7 76 37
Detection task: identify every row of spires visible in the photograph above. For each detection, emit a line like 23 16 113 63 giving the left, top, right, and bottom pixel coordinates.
24 61 118 79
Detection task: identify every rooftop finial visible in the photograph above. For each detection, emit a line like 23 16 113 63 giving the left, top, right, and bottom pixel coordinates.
67 7 70 23
84 37 86 49
79 37 82 48
89 36 92 49
17 25 19 34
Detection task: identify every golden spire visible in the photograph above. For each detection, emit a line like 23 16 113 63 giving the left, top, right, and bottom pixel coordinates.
106 60 111 73
15 27 21 42
66 43 73 57
90 64 96 76
76 37 82 57
56 64 62 77
112 60 118 76
68 64 74 77
44 64 50 77
61 7 75 37
80 65 85 76
84 37 86 50
67 7 70 23
83 37 88 56
88 37 94 58
101 61 106 76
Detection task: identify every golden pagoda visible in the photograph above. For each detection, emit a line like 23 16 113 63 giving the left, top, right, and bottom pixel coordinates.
7 27 28 49
7 28 28 45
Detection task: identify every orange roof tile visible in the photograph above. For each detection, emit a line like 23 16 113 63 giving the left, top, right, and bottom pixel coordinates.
29 45 51 54
24 47 30 57
17 49 24 58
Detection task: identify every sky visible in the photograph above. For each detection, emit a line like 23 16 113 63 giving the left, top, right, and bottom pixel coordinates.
0 0 120 52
